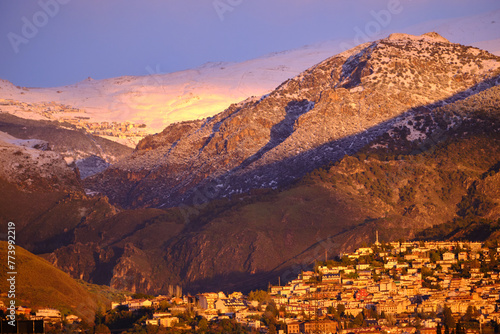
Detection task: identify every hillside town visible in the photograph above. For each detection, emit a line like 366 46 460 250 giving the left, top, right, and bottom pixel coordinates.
3 239 500 333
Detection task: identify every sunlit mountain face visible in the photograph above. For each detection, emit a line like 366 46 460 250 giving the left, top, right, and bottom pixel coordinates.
1 10 499 148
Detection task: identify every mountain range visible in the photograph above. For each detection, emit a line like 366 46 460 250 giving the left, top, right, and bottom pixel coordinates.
0 10 499 148
1 30 499 295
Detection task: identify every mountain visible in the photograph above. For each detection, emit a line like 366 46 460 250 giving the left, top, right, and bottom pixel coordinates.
0 129 82 192
0 43 344 147
46 84 500 294
33 33 500 294
84 32 500 210
0 242 118 323
0 11 498 149
0 113 132 179
0 127 129 254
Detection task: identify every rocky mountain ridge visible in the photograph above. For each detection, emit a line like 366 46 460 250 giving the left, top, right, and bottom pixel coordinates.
0 113 132 178
86 33 500 209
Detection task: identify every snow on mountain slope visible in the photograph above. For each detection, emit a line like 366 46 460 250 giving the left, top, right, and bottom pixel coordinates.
0 42 344 137
0 10 499 148
0 130 80 190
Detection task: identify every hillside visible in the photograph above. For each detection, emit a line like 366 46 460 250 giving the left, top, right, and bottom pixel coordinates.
0 127 130 255
0 113 132 181
0 242 119 323
45 84 500 294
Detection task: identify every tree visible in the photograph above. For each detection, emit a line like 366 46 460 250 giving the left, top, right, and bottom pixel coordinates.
353 313 365 327
248 290 269 303
132 292 154 300
93 324 111 334
494 321 499 334
198 318 208 332
337 304 346 318
430 251 441 263
443 306 456 329
462 306 474 322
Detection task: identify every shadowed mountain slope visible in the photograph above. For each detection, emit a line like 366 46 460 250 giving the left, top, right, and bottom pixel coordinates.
47 84 500 294
0 242 119 323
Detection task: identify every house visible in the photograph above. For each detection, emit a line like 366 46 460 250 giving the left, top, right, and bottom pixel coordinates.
301 320 338 334
128 299 153 311
170 305 188 314
247 320 261 330
153 312 172 319
287 321 301 334
111 302 123 309
215 299 227 313
376 301 405 315
65 315 81 324
323 274 341 283
419 328 438 334
197 293 219 309
356 248 374 255
356 264 371 270
159 316 179 327
145 319 159 326
379 280 396 292
35 308 61 321
318 266 337 274
345 308 363 317
214 298 247 313
405 254 419 261
16 306 31 316
302 271 315 280
229 292 244 299
442 252 456 261
171 297 183 305
356 289 369 301
385 261 398 269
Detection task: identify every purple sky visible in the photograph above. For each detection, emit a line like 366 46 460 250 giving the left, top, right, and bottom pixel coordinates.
1 0 499 88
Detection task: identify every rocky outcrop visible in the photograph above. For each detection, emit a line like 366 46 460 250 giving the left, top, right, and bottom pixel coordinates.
0 113 133 177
